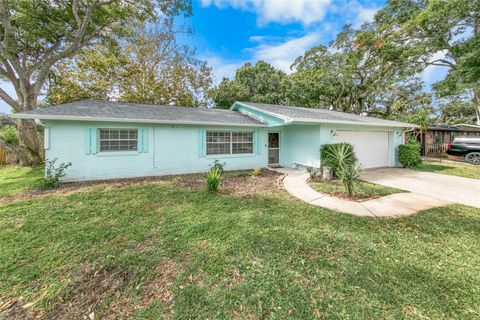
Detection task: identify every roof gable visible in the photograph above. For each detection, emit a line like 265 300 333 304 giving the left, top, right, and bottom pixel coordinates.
232 102 417 128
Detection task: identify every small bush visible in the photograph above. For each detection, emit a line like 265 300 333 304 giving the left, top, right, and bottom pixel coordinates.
306 166 320 180
40 158 72 189
399 142 422 168
210 160 225 175
321 143 357 178
321 143 362 197
252 168 263 176
206 167 222 193
338 163 362 197
0 125 20 145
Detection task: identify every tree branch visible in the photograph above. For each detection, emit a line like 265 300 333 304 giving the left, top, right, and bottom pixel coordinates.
0 85 19 110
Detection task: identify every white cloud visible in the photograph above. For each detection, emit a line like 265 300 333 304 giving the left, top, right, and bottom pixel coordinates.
419 50 451 88
250 32 321 72
200 0 332 26
204 55 243 82
354 6 377 27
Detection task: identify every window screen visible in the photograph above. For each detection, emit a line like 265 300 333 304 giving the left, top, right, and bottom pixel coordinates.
206 131 253 155
99 129 138 152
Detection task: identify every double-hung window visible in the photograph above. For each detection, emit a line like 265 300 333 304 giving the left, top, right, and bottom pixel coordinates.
99 129 138 152
206 131 253 155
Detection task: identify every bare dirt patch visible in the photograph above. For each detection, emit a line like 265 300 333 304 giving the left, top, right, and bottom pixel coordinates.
0 259 178 320
173 169 283 197
103 259 177 320
1 169 284 204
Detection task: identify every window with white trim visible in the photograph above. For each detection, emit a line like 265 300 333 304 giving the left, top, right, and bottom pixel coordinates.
99 129 138 152
206 131 253 155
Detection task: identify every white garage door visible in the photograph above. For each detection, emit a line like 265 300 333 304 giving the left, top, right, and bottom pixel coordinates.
333 131 389 169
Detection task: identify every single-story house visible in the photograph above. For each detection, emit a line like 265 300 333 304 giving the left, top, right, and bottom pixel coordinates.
14 100 416 181
416 124 480 156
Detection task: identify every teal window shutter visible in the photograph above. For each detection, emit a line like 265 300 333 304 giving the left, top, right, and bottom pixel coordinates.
254 130 261 155
198 128 205 157
84 128 97 154
142 128 148 153
137 128 148 153
85 128 97 154
137 129 143 152
84 128 91 155
91 128 97 154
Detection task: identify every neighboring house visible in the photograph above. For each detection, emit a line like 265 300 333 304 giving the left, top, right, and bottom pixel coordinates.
14 100 415 181
418 124 480 156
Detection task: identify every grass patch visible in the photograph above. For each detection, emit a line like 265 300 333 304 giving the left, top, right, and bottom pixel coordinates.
0 166 43 198
309 179 405 201
0 169 479 319
415 162 480 179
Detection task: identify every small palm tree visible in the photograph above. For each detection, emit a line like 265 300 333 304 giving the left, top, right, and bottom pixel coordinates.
338 163 362 197
321 143 362 197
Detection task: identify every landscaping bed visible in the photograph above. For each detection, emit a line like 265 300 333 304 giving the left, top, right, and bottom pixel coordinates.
309 179 405 201
0 166 283 204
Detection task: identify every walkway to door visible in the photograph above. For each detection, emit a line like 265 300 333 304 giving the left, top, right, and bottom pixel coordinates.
276 168 450 218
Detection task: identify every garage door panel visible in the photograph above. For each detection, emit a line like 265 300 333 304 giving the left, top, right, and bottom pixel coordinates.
332 131 389 169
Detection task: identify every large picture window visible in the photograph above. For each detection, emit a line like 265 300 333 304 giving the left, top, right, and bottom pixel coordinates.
206 131 253 155
99 129 138 152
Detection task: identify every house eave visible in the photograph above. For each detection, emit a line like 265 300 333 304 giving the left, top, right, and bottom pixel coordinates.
11 114 267 127
291 119 418 128
232 102 293 123
232 102 417 129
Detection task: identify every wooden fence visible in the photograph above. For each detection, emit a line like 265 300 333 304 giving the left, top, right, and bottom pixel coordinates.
0 146 7 165
426 143 449 155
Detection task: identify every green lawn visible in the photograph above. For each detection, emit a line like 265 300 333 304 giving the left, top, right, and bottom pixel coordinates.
0 166 43 198
414 161 480 179
309 179 405 200
1 168 479 319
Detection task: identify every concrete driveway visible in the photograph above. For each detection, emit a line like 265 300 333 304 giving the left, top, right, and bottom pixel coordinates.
361 168 480 208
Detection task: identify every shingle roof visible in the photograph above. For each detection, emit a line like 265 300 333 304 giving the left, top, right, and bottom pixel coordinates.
237 102 417 128
14 100 265 127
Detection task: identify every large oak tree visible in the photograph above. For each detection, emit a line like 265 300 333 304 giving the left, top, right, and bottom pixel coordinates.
47 18 213 107
0 0 191 163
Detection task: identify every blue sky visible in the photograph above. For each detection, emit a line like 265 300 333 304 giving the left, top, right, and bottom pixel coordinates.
0 0 448 113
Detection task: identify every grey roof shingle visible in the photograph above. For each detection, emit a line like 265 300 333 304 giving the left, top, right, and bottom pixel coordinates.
237 102 417 128
14 100 265 127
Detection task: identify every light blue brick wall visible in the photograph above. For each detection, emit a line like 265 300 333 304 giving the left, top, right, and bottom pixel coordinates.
45 119 404 181
280 124 322 168
46 121 268 181
276 123 403 169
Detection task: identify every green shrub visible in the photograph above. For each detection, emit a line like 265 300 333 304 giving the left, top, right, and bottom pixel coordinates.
321 143 357 178
206 167 222 193
210 160 225 175
40 158 72 189
306 166 320 180
339 163 362 197
251 168 263 177
320 143 362 197
398 142 422 168
0 125 20 145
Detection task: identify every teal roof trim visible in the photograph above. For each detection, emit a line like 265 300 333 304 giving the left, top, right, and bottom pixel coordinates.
232 102 292 127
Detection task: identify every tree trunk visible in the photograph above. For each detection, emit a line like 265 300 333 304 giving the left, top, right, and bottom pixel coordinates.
17 119 42 164
474 90 480 125
15 89 43 165
0 139 39 166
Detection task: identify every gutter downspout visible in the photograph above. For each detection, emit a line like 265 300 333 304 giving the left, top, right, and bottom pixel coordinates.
34 119 47 127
